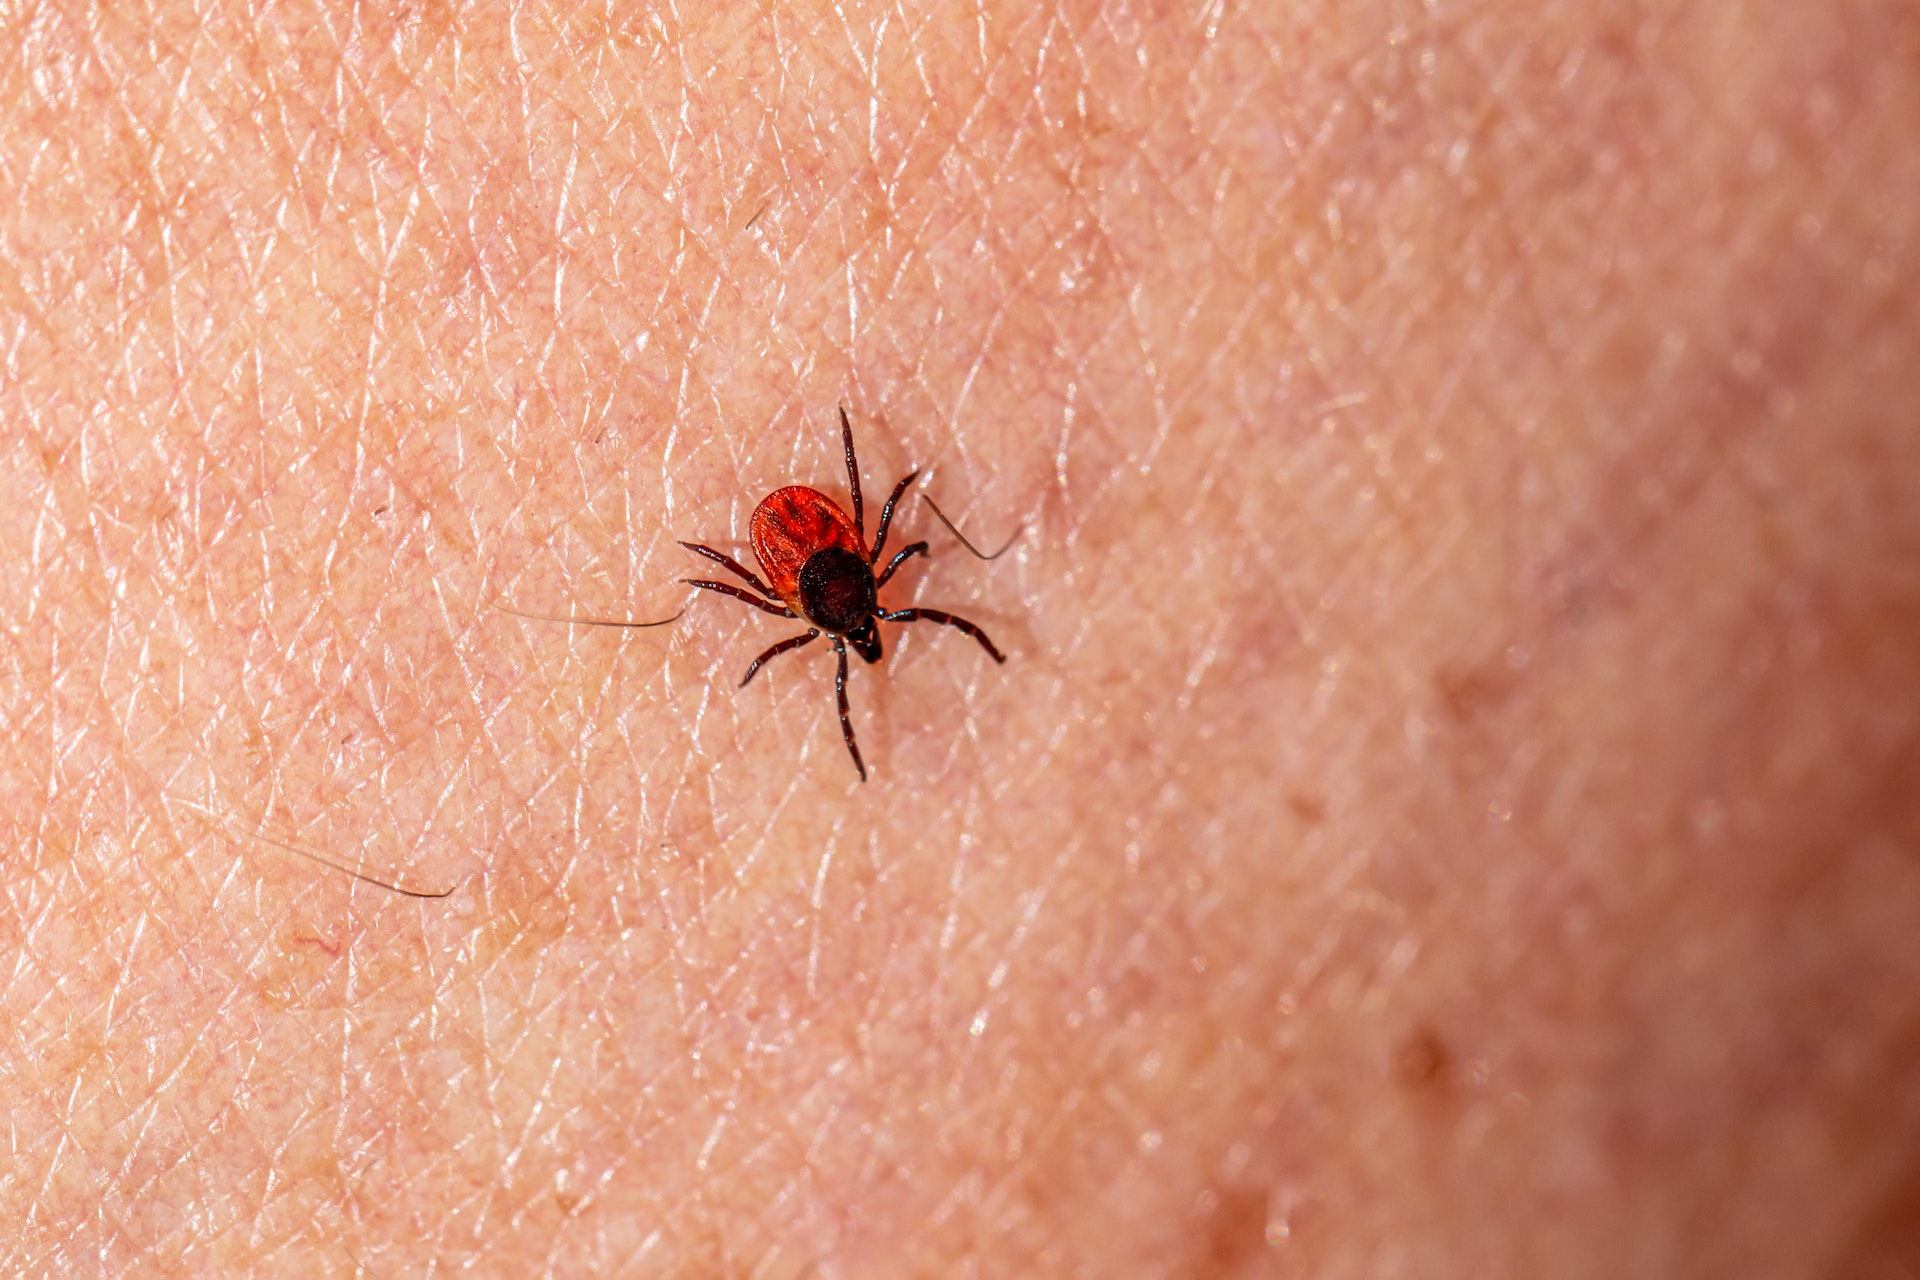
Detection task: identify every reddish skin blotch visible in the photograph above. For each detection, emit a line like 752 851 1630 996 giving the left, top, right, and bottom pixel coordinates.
680 409 1008 781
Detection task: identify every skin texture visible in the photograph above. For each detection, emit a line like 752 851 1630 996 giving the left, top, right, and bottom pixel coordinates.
2 0 1918 1275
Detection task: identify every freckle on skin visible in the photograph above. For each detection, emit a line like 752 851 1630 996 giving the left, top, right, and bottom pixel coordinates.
1394 1024 1452 1090
1287 792 1327 824
1435 657 1521 725
1195 1185 1271 1273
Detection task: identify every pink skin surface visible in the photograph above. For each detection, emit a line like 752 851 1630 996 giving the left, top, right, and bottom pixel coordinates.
2 1 1919 1275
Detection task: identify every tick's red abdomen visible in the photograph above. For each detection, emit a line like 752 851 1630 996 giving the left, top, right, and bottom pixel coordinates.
750 485 865 607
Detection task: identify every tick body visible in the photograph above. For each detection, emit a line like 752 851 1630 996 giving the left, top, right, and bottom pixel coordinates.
680 409 1007 781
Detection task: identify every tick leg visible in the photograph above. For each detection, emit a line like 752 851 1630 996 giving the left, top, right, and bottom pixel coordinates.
684 579 795 617
832 636 867 782
879 607 1007 663
740 630 819 687
874 541 928 590
839 405 865 542
869 470 919 563
679 541 776 598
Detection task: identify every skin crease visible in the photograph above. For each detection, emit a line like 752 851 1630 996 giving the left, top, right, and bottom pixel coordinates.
1 0 1918 1275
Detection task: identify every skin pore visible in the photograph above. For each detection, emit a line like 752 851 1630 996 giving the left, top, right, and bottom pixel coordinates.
3 0 1919 1275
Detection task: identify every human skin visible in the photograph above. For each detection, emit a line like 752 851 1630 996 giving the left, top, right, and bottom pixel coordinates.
3 0 1919 1275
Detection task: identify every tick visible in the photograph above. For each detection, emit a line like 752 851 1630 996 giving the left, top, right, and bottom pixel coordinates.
681 408 1010 781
